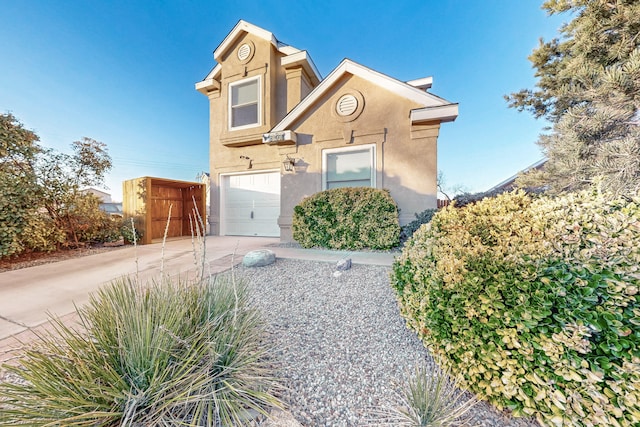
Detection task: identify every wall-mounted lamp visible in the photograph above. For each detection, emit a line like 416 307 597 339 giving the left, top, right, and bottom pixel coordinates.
240 155 253 169
282 155 296 172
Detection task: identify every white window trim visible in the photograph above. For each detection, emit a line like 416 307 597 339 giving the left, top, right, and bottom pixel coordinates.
228 75 262 131
322 144 376 190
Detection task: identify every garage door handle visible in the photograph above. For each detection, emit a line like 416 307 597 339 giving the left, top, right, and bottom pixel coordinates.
250 211 254 219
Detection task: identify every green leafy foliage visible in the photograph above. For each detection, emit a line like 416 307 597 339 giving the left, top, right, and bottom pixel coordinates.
392 190 640 426
119 217 143 244
35 139 113 248
400 209 437 244
1 113 116 257
0 178 32 257
63 193 121 244
0 113 40 257
0 275 281 426
292 187 400 250
21 212 65 252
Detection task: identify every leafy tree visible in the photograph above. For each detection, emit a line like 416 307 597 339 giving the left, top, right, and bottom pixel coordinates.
1 113 115 257
35 138 114 247
0 113 40 257
507 0 640 194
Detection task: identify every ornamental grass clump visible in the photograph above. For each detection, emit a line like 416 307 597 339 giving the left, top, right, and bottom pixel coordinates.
292 187 400 250
0 275 281 426
376 363 478 427
392 190 640 427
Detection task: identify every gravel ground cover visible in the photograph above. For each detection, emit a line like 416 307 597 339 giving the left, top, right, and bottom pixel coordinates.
0 257 542 426
238 258 541 427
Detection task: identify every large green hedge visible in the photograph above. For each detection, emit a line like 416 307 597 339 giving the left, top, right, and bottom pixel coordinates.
292 187 400 250
392 190 640 426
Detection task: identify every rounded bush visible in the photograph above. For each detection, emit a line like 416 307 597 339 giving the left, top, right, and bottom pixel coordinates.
292 187 400 250
392 190 640 426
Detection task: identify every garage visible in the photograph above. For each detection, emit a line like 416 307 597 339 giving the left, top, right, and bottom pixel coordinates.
221 171 280 237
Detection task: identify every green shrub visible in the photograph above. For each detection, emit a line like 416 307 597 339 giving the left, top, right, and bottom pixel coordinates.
0 177 35 257
292 187 400 250
0 275 281 426
22 212 65 252
400 208 437 244
0 113 40 258
64 193 121 245
392 190 640 427
119 217 143 243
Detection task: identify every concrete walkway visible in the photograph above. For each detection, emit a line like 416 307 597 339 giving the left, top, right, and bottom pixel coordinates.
0 237 397 357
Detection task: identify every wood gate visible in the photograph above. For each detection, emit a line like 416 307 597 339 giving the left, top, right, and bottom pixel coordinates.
123 177 206 244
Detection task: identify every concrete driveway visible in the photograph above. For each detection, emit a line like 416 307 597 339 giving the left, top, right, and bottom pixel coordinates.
0 236 397 341
0 236 396 366
0 236 279 340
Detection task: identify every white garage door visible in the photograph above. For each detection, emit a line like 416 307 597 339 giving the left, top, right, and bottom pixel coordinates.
221 171 280 237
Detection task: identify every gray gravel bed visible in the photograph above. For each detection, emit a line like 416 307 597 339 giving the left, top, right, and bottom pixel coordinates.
238 258 540 427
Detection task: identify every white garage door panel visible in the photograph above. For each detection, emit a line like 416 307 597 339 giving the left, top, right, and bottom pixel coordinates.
222 172 280 237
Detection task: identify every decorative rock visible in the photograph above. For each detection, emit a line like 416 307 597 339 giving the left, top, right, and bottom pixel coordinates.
242 249 276 267
336 258 352 271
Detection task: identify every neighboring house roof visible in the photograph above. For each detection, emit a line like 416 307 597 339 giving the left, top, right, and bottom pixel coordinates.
271 59 458 132
99 202 123 216
487 158 547 192
196 19 322 93
82 187 112 203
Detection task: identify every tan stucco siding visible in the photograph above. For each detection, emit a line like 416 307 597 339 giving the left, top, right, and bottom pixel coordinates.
202 27 447 240
274 74 440 240
215 33 289 146
206 32 294 234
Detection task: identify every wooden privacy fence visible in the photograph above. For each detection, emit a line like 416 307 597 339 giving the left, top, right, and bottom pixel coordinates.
123 177 207 244
437 199 451 209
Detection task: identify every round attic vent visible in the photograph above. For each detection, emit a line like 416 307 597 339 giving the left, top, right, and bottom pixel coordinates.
336 94 358 116
237 44 251 61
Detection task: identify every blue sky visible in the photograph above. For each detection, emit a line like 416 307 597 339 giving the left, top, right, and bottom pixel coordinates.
1 1 565 201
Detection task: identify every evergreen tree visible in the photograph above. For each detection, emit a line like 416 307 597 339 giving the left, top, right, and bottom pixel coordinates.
507 0 640 194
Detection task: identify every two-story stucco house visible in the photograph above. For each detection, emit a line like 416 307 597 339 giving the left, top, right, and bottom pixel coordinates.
196 20 458 241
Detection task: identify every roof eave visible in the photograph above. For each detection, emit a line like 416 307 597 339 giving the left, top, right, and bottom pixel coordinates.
195 77 220 95
273 59 456 131
281 50 322 86
213 20 305 62
406 76 433 90
411 104 459 124
213 20 279 61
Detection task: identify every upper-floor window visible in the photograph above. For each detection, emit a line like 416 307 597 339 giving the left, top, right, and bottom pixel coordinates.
229 76 261 130
322 144 376 190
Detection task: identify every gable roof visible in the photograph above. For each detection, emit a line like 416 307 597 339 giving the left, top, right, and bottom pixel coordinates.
271 59 458 131
486 158 548 192
214 20 298 60
198 20 321 88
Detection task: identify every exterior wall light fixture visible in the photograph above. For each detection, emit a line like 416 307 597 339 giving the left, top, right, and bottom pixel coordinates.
240 155 253 169
283 155 296 172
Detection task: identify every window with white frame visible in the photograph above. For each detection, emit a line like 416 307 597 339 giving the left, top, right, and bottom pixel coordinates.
229 76 260 129
323 145 376 190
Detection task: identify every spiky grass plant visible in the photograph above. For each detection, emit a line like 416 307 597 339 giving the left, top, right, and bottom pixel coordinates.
377 363 479 427
0 275 281 426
